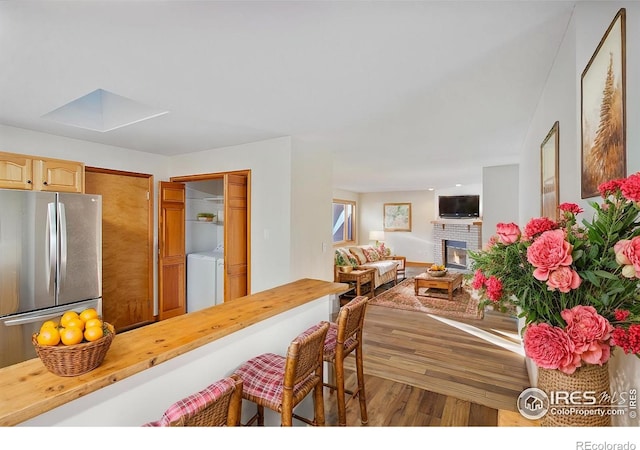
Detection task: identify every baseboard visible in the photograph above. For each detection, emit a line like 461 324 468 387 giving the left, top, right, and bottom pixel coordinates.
406 261 431 267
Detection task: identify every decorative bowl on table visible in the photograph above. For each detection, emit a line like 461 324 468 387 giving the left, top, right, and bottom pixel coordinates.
339 266 354 274
427 266 447 277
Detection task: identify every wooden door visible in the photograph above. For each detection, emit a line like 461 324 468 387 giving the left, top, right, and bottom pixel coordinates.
224 173 249 301
158 181 186 320
85 168 154 332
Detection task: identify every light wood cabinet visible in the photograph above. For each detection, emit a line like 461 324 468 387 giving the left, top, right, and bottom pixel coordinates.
0 151 84 193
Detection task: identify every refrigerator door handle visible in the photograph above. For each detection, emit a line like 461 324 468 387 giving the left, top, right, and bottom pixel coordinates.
2 310 67 326
58 202 68 297
46 202 56 295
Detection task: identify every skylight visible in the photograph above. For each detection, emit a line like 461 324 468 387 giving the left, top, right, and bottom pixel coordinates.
41 89 169 132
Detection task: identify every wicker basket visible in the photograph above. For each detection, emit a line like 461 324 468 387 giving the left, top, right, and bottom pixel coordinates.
537 362 611 427
32 323 115 377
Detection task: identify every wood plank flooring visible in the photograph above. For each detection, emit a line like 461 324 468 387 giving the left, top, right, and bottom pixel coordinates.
324 269 531 426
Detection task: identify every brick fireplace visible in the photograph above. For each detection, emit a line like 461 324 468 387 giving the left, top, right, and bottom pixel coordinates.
432 220 482 271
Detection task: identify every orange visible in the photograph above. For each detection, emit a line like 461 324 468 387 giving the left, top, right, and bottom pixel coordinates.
60 310 79 328
85 318 103 329
60 327 83 345
84 326 104 342
79 308 99 323
37 327 61 346
40 320 58 330
65 317 85 331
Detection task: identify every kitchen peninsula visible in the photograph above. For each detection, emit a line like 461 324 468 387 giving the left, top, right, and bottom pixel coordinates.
0 278 347 426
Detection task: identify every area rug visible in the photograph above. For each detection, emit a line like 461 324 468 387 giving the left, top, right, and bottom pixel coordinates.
368 277 484 320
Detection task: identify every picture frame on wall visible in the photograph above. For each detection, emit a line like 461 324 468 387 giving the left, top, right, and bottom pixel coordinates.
541 121 559 220
581 8 626 199
383 203 412 232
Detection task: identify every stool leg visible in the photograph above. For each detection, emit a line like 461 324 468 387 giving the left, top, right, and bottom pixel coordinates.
355 346 368 425
313 379 326 426
335 358 347 426
257 404 265 426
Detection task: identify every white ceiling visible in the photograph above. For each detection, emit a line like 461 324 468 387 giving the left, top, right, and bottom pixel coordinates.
0 0 577 193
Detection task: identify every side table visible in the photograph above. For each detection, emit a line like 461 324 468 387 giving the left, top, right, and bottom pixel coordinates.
336 268 376 304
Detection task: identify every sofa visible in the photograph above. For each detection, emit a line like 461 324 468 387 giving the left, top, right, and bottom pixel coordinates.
334 244 405 288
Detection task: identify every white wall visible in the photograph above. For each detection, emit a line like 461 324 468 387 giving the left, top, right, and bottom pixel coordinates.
520 1 640 425
482 164 519 246
358 190 435 264
291 138 334 281
168 137 294 293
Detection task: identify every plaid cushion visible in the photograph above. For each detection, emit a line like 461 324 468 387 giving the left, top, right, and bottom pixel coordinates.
234 352 287 405
323 322 357 361
142 377 237 426
234 323 325 406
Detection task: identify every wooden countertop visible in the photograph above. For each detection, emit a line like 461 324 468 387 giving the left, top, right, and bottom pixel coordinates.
0 278 348 426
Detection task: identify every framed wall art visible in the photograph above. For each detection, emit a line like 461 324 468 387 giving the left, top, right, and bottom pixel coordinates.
541 121 559 220
383 203 412 232
581 8 626 198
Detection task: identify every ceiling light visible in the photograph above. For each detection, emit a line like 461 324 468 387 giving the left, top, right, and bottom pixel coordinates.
42 89 169 132
455 184 462 187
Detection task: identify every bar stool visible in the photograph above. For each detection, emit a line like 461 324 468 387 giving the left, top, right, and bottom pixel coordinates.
234 321 330 426
323 295 369 426
143 374 243 426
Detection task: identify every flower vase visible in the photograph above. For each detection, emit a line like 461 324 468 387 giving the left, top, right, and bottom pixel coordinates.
537 362 611 427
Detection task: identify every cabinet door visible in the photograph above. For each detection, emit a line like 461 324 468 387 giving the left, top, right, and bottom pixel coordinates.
34 159 84 193
0 153 34 190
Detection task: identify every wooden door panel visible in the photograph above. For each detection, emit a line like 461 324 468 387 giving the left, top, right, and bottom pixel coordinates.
158 181 186 320
224 173 248 301
85 169 153 332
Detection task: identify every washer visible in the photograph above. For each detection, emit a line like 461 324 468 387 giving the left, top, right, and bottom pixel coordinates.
187 250 224 313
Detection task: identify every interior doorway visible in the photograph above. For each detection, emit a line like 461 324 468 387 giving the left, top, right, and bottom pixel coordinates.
157 170 250 320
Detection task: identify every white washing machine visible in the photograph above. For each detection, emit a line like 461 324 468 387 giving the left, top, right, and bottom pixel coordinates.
187 249 224 313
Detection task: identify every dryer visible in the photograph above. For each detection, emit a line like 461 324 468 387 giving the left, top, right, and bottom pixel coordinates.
186 249 224 312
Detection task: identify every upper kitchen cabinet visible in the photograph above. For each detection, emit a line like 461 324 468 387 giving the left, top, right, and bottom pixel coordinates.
0 151 84 193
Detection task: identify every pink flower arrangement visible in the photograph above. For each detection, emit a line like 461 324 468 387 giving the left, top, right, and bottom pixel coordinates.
469 174 640 371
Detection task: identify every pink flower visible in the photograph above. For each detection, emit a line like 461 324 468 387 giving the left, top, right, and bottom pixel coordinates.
484 235 499 250
523 217 557 240
614 309 630 321
546 267 581 293
558 203 583 214
614 237 640 278
598 179 625 197
526 229 573 281
496 222 521 245
484 276 503 302
471 270 487 290
561 305 613 365
621 172 640 203
523 323 581 374
612 325 640 355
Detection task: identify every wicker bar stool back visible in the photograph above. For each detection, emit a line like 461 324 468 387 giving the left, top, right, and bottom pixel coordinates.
143 374 243 426
234 321 330 426
323 295 369 426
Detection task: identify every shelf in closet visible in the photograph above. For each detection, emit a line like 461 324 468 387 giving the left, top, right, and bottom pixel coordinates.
186 219 224 225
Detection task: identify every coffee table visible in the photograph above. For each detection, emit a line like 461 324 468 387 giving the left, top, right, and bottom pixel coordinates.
414 271 463 301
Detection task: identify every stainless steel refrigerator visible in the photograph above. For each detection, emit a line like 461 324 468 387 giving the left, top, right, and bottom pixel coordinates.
0 189 102 368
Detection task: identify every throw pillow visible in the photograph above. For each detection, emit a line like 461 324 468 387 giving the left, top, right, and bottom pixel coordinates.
362 246 380 262
348 247 367 265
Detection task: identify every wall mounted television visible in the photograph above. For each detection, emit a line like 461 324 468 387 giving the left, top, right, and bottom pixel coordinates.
438 195 480 218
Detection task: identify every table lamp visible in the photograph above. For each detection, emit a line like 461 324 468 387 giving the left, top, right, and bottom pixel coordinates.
369 230 385 246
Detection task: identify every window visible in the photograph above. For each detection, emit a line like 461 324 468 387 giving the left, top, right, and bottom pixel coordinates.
332 199 356 244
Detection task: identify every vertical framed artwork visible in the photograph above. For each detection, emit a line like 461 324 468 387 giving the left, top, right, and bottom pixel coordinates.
581 8 626 198
541 121 559 220
383 203 412 232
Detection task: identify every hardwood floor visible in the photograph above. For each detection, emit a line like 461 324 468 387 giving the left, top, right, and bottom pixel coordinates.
325 267 531 426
